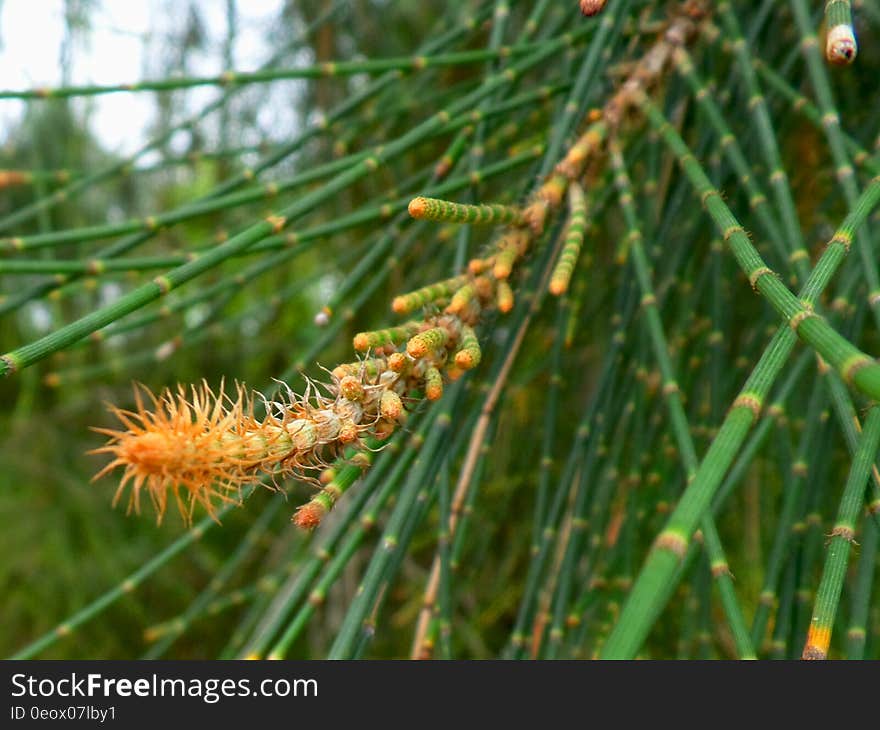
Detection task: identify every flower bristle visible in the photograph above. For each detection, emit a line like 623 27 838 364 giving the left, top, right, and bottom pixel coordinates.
90 381 265 524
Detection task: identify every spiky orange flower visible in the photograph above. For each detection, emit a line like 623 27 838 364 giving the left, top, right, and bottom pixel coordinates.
90 381 268 524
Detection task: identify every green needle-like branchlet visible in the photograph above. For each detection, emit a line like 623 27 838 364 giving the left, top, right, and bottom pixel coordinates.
609 140 755 659
602 101 880 660
11 485 258 659
752 59 879 174
0 42 559 100
845 519 878 658
717 2 809 278
640 97 880 403
0 3 351 235
803 405 880 659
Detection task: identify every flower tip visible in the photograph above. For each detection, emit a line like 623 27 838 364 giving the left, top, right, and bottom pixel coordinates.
353 333 371 351
580 0 607 16
292 502 326 530
407 196 427 219
549 279 567 297
454 351 477 370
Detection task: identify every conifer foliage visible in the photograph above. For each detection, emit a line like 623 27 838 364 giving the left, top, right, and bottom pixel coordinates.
3 1 880 659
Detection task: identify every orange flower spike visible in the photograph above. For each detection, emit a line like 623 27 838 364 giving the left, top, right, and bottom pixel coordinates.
391 275 469 315
446 283 475 315
338 375 365 402
407 327 449 359
556 122 607 180
493 247 517 280
549 182 588 296
467 257 493 275
380 390 404 421
424 366 444 401
353 321 422 352
454 325 482 370
90 382 262 524
473 275 494 302
492 229 529 280
387 352 411 374
496 280 514 313
445 362 465 382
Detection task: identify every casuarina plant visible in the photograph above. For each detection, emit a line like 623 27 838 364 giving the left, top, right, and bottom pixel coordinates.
3 0 880 660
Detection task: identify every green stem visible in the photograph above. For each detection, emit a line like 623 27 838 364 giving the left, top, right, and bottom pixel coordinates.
803 405 880 659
